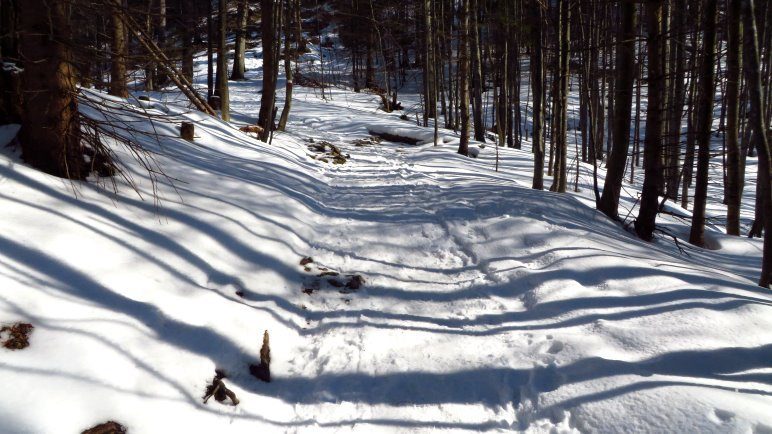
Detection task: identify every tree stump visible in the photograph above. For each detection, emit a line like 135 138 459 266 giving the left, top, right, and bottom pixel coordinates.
249 330 271 382
181 122 195 141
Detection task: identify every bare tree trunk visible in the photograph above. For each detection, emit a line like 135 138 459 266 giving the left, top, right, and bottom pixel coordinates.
217 0 230 121
145 0 156 91
550 0 569 193
109 0 128 98
19 0 84 179
726 0 744 236
689 0 718 247
207 0 214 100
258 0 278 141
530 0 545 189
181 0 195 82
598 0 636 219
665 0 686 201
457 0 470 156
635 0 665 241
471 0 485 142
278 0 294 131
743 0 772 287
231 0 249 80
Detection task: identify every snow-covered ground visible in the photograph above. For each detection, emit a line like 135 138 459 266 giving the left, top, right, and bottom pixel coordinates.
1 40 771 434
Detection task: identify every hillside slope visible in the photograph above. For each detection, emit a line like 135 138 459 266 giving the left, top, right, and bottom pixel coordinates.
0 50 770 433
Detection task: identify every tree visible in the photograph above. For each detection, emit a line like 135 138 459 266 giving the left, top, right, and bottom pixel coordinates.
258 0 278 142
688 0 718 247
18 0 85 179
549 0 570 193
598 0 636 219
109 0 128 98
278 0 298 131
216 0 230 121
457 0 470 156
635 0 665 241
742 0 772 287
231 0 249 80
470 0 484 142
725 0 744 236
530 0 545 190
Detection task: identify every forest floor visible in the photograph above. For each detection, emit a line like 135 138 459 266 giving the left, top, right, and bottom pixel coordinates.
0 43 770 433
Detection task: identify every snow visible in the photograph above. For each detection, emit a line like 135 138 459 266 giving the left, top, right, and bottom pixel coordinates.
0 38 770 434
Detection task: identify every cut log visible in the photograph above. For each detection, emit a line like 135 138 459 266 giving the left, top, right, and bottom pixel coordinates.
180 122 194 141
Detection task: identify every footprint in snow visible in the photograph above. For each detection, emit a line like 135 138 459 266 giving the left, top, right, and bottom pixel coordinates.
710 408 735 424
546 340 565 355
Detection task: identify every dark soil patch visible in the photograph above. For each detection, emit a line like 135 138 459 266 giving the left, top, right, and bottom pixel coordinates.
1 322 33 350
81 421 127 434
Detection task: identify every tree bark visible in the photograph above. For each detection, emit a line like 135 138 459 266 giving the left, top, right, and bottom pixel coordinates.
742 0 772 287
278 0 294 130
471 0 485 142
217 0 230 121
258 0 278 141
598 0 636 219
635 0 665 241
530 1 545 189
726 0 744 236
109 0 128 98
457 0 470 156
231 0 249 80
19 0 84 179
689 0 718 247
550 0 570 193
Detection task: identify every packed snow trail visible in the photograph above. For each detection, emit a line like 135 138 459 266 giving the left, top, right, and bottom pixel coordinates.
1 69 772 433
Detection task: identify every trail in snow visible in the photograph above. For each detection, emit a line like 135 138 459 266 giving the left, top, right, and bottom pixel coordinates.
0 43 770 434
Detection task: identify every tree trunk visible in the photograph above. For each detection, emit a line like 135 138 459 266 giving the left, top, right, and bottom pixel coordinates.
19 0 84 179
109 0 128 98
217 0 230 121
154 0 168 89
181 0 195 82
457 0 470 156
258 0 278 141
278 0 294 131
726 0 744 236
231 0 249 80
207 0 214 99
471 0 485 142
598 0 636 219
742 0 772 288
665 0 686 201
635 0 665 241
550 0 569 193
530 0 545 189
688 0 718 247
